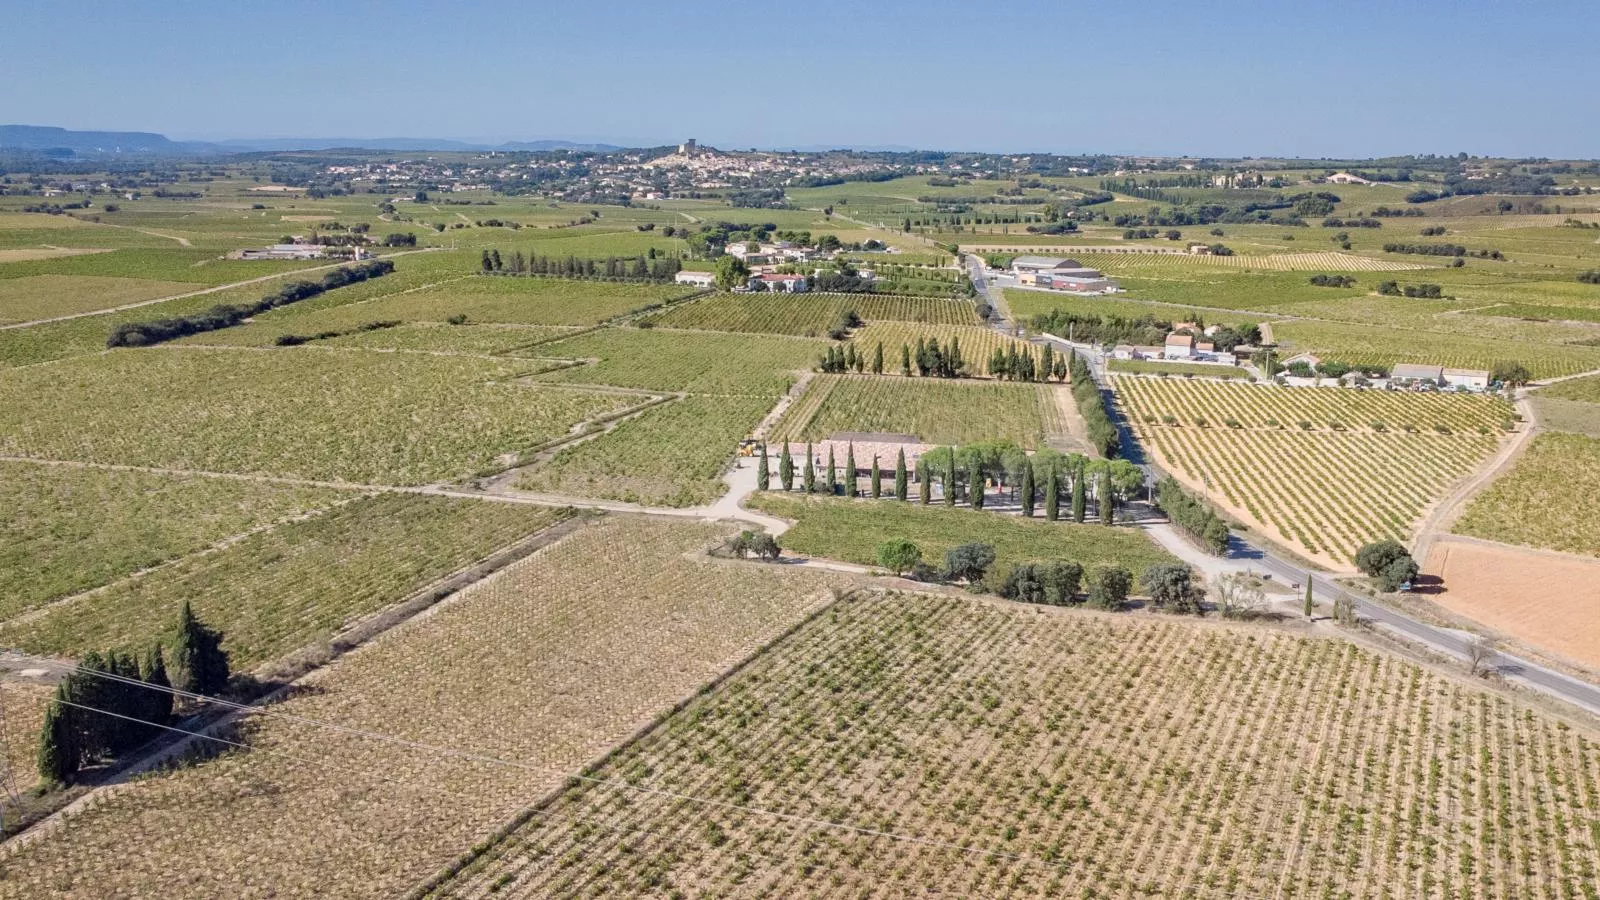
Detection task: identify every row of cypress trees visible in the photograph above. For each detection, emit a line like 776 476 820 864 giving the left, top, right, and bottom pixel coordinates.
38 601 231 786
756 442 1119 524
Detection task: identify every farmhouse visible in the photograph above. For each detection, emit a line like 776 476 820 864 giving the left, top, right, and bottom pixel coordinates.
1443 367 1491 390
229 244 328 261
674 271 716 288
1164 333 1195 359
749 273 807 293
1391 363 1445 385
1011 255 1087 275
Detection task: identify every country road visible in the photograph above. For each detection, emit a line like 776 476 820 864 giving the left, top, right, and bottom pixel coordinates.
1048 338 1600 718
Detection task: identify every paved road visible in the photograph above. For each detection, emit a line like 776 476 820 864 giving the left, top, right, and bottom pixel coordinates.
1061 338 1600 717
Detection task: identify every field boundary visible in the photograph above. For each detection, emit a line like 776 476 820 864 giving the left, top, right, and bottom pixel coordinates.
0 511 595 852
403 581 863 899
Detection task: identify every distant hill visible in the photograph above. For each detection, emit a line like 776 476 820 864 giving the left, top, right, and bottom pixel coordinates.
0 124 219 155
0 125 623 156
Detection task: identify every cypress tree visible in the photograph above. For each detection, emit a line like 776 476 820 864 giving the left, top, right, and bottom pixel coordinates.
872 342 884 375
1304 578 1315 618
1072 463 1087 522
844 444 856 498
779 443 794 491
1045 468 1060 521
918 461 931 504
895 449 908 501
1099 470 1114 525
871 455 882 498
756 443 770 491
140 643 174 733
943 455 956 506
827 446 837 495
900 343 911 376
170 600 230 697
37 697 74 786
803 442 816 493
970 460 985 510
1019 460 1035 518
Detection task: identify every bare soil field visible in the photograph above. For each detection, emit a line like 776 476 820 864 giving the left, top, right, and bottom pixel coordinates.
1424 537 1600 672
0 517 857 899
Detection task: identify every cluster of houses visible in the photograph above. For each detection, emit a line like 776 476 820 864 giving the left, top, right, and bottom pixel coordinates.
1007 256 1120 294
1111 324 1237 365
674 238 862 293
1284 357 1492 391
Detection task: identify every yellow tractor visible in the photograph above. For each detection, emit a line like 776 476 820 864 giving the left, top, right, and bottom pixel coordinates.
736 438 762 457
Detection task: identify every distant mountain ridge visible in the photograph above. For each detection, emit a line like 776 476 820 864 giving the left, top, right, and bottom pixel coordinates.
0 125 622 155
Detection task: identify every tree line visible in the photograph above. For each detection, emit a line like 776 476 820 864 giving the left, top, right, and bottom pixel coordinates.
764 439 1143 524
874 539 1204 616
1070 352 1120 458
480 248 683 281
38 601 231 786
1309 274 1357 288
1157 478 1230 555
106 259 394 348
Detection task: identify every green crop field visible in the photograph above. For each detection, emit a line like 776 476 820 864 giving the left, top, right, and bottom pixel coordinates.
1115 376 1508 565
0 348 634 484
209 273 695 336
1453 432 1600 556
1272 320 1600 381
846 321 1034 376
1540 372 1600 403
750 493 1175 575
772 374 1068 449
535 326 824 396
0 461 344 621
0 495 569 668
639 292 980 336
428 591 1600 899
516 394 773 506
0 251 465 367
320 322 580 356
0 275 199 324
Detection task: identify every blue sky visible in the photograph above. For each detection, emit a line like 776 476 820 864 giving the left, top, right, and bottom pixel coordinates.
4 0 1596 157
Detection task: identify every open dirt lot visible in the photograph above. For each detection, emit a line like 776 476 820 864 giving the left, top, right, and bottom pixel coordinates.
1424 537 1600 672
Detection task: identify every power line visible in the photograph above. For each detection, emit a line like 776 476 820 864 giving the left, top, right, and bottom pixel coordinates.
40 661 1061 871
42 667 1293 900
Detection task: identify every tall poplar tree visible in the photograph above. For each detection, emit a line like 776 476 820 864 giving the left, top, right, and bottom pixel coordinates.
756 443 769 491
943 455 956 506
1044 468 1059 520
894 449 908 501
970 460 985 510
918 460 931 504
779 443 794 491
871 455 882 498
844 444 856 498
1098 470 1114 525
804 441 816 493
1072 463 1087 523
827 446 837 495
872 342 884 374
1019 460 1035 518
